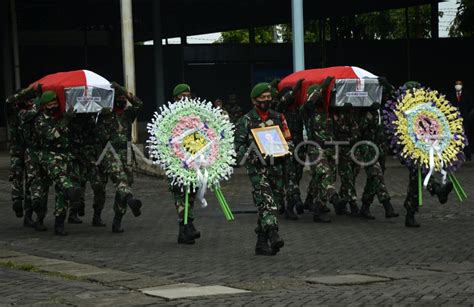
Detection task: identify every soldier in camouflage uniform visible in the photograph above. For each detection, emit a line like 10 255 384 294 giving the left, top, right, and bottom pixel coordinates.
234 82 288 256
356 106 398 219
168 84 201 244
273 78 306 219
96 104 142 233
398 81 453 227
301 77 346 223
332 105 360 216
226 94 243 125
5 88 32 219
68 113 108 227
29 91 82 235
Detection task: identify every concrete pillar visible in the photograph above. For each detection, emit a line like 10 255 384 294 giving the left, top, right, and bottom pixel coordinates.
10 0 20 89
120 0 138 143
152 0 165 109
291 0 305 72
431 1 439 39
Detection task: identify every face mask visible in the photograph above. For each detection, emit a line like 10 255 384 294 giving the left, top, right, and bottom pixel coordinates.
256 100 271 111
46 106 60 113
455 85 463 91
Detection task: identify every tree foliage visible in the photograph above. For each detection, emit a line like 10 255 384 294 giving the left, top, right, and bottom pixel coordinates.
449 0 474 37
216 4 438 43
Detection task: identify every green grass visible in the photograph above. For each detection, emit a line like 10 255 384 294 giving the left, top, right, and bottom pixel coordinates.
0 260 82 281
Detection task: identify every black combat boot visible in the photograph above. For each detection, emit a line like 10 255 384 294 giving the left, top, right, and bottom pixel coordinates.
255 232 273 256
267 227 284 255
126 194 142 217
382 200 399 218
278 203 286 215
68 208 83 224
359 203 375 219
77 203 85 217
285 200 299 220
12 201 23 218
34 214 48 231
112 214 124 233
405 209 420 228
54 215 68 236
313 202 331 223
436 182 454 204
349 201 360 216
188 218 201 239
293 195 305 214
177 222 195 244
23 209 35 227
321 203 331 213
303 193 313 211
330 194 347 215
92 209 106 227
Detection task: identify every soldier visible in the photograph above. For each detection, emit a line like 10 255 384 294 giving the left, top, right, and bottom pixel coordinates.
274 78 305 219
226 94 243 124
168 83 201 244
301 77 346 223
96 106 142 233
398 81 453 227
332 104 360 216
5 88 32 219
68 113 107 227
234 82 288 256
356 105 398 219
31 91 82 235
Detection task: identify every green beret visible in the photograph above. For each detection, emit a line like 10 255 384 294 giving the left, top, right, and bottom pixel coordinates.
403 81 421 89
307 84 322 96
250 82 272 99
40 91 57 104
173 83 191 97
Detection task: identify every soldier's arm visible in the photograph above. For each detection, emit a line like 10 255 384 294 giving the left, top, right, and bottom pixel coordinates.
18 103 40 124
124 93 143 121
275 89 295 112
234 116 250 166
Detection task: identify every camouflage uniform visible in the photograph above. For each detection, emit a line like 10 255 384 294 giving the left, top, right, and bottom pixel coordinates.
302 108 338 208
5 95 31 216
18 106 49 225
96 110 137 219
358 109 391 205
33 107 77 217
226 94 243 124
332 109 359 207
69 114 108 224
110 94 143 186
234 108 290 233
275 89 305 215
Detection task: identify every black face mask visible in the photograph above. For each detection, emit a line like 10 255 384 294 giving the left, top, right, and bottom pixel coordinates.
255 99 271 111
46 106 60 113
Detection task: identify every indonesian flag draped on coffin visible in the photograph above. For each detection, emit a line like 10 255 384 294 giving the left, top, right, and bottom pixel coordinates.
278 66 382 109
32 70 114 113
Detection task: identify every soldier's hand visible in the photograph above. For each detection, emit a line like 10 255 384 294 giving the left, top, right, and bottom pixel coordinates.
35 83 43 97
321 76 334 90
369 102 381 111
269 78 281 89
100 107 112 115
65 107 76 118
111 81 127 96
293 78 305 92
